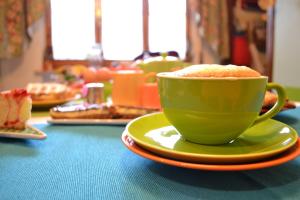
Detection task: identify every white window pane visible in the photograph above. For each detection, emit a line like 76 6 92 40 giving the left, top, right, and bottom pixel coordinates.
101 0 143 60
149 0 186 59
51 0 95 60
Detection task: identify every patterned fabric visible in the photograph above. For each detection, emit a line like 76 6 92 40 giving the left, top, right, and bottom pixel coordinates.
187 0 230 63
1 108 300 199
200 0 230 61
0 0 46 59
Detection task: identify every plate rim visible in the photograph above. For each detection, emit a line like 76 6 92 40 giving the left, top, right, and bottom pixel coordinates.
125 112 299 163
122 132 300 171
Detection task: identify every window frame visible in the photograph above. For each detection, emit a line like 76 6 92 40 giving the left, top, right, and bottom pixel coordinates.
44 0 190 70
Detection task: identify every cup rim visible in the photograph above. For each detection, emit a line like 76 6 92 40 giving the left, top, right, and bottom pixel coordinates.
156 72 268 80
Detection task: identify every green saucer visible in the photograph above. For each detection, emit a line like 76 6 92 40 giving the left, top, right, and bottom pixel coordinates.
124 112 298 164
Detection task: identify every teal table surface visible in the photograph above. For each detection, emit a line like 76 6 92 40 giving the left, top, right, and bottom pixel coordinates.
1 108 300 200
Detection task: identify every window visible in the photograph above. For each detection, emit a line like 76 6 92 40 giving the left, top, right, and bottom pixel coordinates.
148 0 186 58
48 0 187 67
101 0 143 60
50 0 95 60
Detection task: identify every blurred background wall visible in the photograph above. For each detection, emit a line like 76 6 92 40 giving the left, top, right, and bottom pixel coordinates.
0 18 45 91
273 0 300 87
0 0 300 91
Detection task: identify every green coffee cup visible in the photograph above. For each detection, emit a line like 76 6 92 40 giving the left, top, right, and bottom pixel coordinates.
157 73 286 145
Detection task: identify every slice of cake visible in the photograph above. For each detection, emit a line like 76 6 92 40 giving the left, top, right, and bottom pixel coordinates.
0 89 32 129
26 83 70 101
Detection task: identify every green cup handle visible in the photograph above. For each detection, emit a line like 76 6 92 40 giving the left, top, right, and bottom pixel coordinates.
252 83 286 126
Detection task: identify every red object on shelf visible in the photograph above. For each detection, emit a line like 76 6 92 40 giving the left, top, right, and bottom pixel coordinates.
232 35 252 66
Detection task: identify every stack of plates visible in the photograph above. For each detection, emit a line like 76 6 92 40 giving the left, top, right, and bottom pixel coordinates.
122 112 300 171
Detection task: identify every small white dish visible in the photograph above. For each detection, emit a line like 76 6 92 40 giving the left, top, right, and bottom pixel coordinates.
0 125 47 140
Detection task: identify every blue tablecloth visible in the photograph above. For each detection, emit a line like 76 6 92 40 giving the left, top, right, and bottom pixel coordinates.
1 108 300 200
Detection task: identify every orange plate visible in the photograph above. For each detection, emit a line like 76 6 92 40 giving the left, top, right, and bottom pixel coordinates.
122 133 300 171
32 95 79 108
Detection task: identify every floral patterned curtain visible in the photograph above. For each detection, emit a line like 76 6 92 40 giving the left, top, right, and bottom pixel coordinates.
0 0 46 59
187 0 230 64
200 0 230 62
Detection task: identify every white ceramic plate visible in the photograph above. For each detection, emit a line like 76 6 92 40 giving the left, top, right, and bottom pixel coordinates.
47 118 131 125
0 125 47 140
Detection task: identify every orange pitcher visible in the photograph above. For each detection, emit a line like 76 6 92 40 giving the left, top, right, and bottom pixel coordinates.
140 73 161 109
112 70 145 107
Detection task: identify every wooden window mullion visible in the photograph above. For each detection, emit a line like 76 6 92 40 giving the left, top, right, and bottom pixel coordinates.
185 0 190 61
95 0 101 44
143 0 149 51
